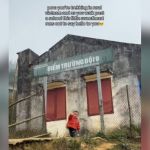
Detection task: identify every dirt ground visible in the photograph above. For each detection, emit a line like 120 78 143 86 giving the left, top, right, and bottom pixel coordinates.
95 142 116 150
95 142 140 150
9 137 141 150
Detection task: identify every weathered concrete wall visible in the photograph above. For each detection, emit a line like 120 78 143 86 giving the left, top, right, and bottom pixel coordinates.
16 49 46 133
36 35 140 77
46 75 141 137
30 82 45 132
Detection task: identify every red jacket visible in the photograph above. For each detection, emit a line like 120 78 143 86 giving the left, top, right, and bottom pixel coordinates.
66 114 80 131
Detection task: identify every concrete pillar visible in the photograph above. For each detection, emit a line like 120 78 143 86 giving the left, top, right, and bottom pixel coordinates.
16 49 38 131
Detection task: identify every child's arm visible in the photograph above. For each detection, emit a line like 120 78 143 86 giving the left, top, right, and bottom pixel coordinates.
68 114 73 120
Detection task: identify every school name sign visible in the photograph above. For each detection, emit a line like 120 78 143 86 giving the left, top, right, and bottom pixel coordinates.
33 48 113 77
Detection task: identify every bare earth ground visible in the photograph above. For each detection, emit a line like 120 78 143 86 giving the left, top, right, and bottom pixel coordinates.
9 137 140 150
95 143 116 150
95 142 140 150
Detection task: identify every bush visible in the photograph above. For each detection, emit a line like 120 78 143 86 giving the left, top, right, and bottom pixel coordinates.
52 138 81 150
130 124 141 137
52 138 68 150
81 136 97 150
68 139 81 150
106 126 136 141
95 131 108 140
110 143 131 150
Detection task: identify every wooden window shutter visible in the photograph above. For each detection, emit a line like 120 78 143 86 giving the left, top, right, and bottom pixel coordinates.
86 78 113 116
56 87 66 120
46 89 56 121
46 87 66 121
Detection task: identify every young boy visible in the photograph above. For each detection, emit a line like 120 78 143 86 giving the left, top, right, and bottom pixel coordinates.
66 111 80 137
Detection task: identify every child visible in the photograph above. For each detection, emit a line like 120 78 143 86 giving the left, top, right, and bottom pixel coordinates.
66 111 80 137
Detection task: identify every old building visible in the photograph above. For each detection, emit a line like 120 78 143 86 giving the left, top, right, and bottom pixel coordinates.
16 34 141 137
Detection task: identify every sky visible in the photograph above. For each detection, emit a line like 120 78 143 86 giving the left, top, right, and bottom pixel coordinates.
9 0 141 63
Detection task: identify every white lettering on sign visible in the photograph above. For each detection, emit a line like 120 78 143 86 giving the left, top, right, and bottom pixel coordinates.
33 48 113 77
47 55 100 73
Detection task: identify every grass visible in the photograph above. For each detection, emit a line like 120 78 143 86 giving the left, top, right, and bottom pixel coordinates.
95 125 141 141
110 143 131 150
9 138 82 150
95 126 141 150
109 142 141 150
9 126 141 150
52 138 81 150
95 131 108 140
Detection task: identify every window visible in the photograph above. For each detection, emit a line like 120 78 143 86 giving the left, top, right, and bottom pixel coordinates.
86 78 113 116
46 87 66 121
